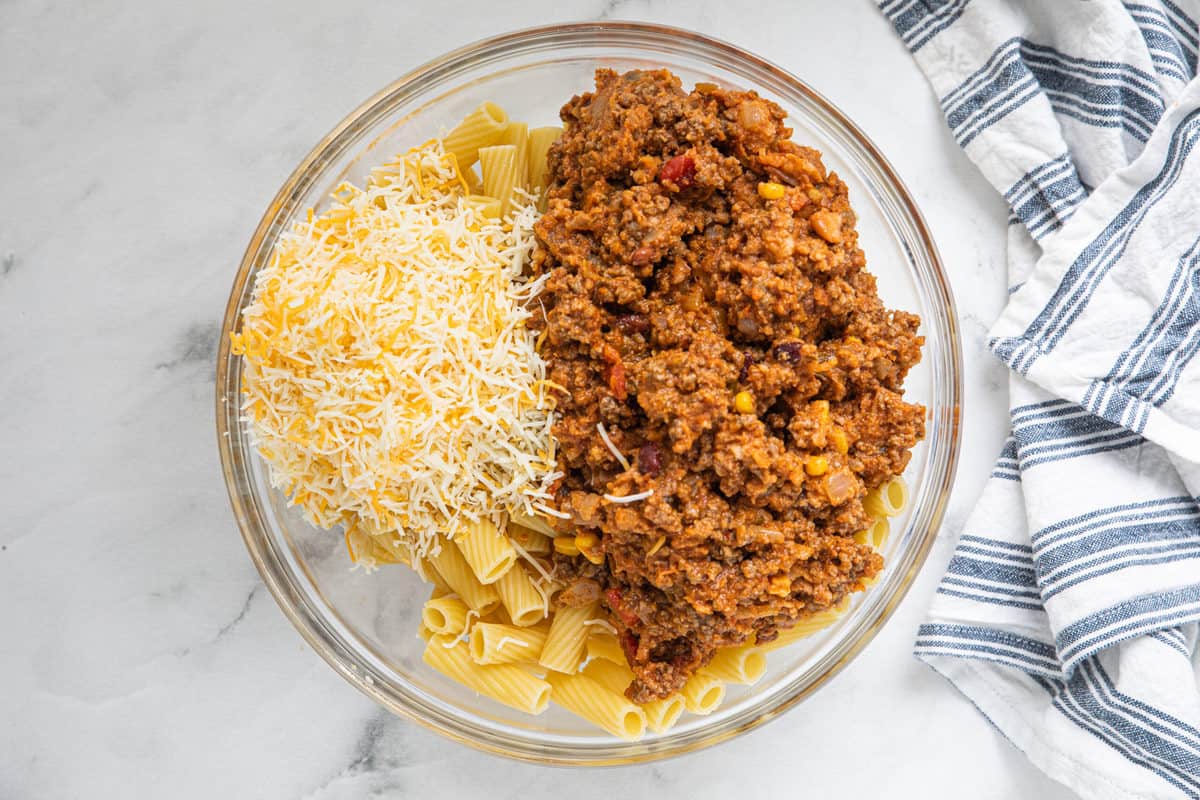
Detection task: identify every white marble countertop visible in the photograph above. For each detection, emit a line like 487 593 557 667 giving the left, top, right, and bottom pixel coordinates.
0 0 1079 797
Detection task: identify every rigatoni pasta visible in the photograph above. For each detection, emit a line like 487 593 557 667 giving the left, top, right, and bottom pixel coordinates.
582 656 635 694
422 594 470 638
547 671 647 741
864 476 908 519
442 101 508 170
455 518 516 585
494 563 547 627
759 601 851 651
538 601 598 673
464 194 501 218
680 671 725 715
526 125 561 196
469 621 549 665
499 122 530 189
479 144 520 216
509 509 558 537
585 632 625 665
507 523 551 555
855 516 890 550
428 541 500 615
702 646 766 685
423 639 551 714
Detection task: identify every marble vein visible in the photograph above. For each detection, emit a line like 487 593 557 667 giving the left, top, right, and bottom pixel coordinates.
155 321 220 372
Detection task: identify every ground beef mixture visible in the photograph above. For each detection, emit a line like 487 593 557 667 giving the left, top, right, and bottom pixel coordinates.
532 69 926 702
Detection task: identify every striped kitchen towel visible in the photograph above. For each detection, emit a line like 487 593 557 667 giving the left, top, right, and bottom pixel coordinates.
878 1 1200 797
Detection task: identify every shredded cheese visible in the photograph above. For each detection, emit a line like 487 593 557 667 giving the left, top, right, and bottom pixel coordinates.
233 141 556 559
531 502 571 519
582 618 618 635
496 636 530 651
510 538 555 586
603 489 655 503
596 422 631 471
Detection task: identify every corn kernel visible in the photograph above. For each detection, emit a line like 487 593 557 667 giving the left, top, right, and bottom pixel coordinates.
553 536 580 556
575 532 599 551
757 182 786 200
805 455 829 476
811 399 830 422
830 428 849 454
734 390 755 414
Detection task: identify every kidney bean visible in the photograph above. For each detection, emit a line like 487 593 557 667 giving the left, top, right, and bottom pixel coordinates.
774 341 803 363
638 443 662 476
659 154 695 189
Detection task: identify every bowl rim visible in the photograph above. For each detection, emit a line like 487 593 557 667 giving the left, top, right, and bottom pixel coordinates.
215 19 962 765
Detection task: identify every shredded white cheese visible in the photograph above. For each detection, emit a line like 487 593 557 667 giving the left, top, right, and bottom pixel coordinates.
510 538 555 586
233 141 557 559
596 422 631 471
496 636 530 651
603 489 655 503
582 618 618 635
532 502 571 520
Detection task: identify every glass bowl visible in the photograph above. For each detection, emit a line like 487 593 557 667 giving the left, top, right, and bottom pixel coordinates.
216 22 962 765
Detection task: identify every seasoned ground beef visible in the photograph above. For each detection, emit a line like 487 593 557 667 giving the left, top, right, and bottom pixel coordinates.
532 69 926 702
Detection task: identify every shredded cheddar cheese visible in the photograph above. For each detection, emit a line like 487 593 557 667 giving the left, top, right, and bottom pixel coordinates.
233 141 558 560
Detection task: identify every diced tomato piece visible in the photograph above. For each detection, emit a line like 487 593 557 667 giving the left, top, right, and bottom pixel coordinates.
619 629 640 663
608 360 627 400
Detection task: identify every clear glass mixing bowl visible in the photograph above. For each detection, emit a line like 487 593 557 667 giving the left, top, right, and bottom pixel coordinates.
216 21 962 765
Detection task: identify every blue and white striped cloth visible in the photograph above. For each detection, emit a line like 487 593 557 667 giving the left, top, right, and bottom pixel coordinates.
878 2 1200 797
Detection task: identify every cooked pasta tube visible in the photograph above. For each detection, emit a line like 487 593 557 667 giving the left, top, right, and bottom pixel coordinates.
345 524 406 566
854 516 890 550
422 595 471 638
582 657 635 694
455 518 516 585
760 602 849 651
547 671 646 740
442 101 508 170
413 555 452 595
864 476 907 518
428 542 500 615
509 509 558 537
483 604 513 626
526 125 561 197
538 602 598 673
506 523 551 555
464 194 501 219
499 122 530 188
644 697 686 733
423 639 550 714
584 656 685 733
585 632 625 665
462 165 484 194
470 622 549 665
479 144 520 215
494 563 547 626
701 646 766 685
680 671 725 715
